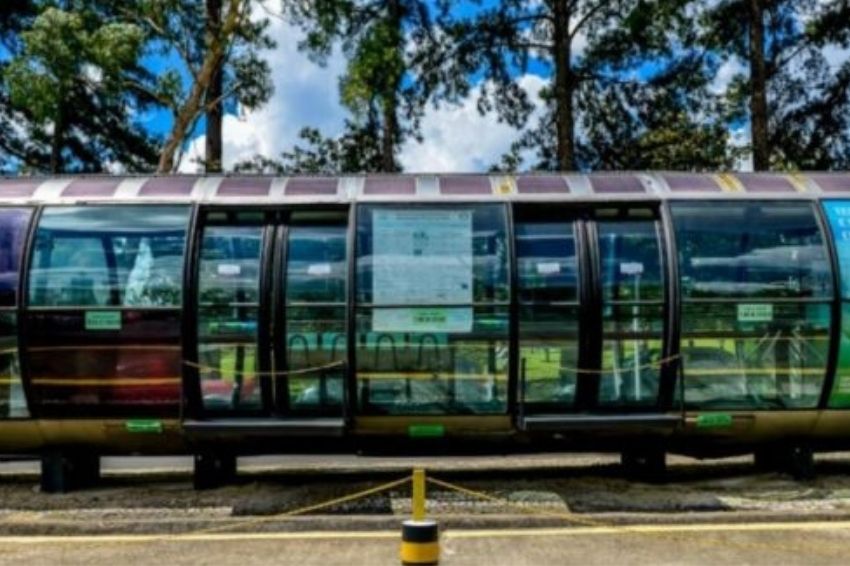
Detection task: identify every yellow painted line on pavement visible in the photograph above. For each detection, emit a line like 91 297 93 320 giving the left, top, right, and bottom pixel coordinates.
1 520 850 544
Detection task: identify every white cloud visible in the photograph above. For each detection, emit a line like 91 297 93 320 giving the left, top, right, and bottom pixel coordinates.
710 57 746 95
179 3 546 174
179 6 348 172
399 75 546 172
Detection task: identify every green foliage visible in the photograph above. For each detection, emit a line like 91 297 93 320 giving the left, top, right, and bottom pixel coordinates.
235 123 385 174
695 0 850 170
1 2 157 173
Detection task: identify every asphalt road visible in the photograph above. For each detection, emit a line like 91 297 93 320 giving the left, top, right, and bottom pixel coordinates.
0 520 846 565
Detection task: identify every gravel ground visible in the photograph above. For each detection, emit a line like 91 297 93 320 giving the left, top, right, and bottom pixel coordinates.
2 453 850 535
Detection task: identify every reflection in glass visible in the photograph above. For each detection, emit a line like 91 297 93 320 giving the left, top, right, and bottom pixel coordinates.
516 222 579 407
0 312 26 418
0 208 32 307
356 307 509 414
672 202 832 299
285 225 347 413
680 302 830 408
356 205 509 414
598 219 665 406
198 226 263 411
674 202 833 409
29 206 189 307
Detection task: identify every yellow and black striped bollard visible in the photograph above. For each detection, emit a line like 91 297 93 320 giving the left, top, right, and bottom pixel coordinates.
400 469 439 565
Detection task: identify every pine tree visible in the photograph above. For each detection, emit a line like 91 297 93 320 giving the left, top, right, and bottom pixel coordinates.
122 0 274 172
1 3 158 173
697 0 850 170
432 0 730 172
283 0 446 173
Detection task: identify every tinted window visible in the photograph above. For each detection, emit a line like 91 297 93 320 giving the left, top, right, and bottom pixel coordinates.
822 201 850 408
0 208 32 307
516 222 578 303
197 226 264 411
673 202 832 299
516 221 579 407
598 218 665 407
355 205 509 415
673 202 832 409
29 206 189 307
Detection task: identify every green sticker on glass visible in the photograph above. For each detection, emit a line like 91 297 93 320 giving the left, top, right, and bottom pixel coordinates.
695 413 733 429
125 420 163 434
85 311 122 331
737 303 773 323
408 424 445 438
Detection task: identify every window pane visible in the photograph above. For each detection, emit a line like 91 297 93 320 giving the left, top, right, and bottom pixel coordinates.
357 205 509 305
599 304 664 406
356 306 508 414
29 206 189 307
672 202 832 299
520 305 578 406
680 302 830 409
286 225 346 303
598 220 663 302
829 302 850 408
0 208 32 307
516 222 578 303
287 305 346 412
26 310 181 417
0 312 26 418
198 226 263 411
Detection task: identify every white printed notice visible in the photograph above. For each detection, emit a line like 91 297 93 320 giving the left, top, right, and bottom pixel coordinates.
372 209 473 332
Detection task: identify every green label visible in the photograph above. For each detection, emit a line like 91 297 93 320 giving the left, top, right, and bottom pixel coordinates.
408 424 445 438
696 413 733 429
85 311 122 331
737 303 773 322
125 420 163 434
412 309 448 326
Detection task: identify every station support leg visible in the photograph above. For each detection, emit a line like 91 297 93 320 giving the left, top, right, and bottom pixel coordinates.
754 444 815 480
621 445 667 482
193 451 237 490
40 451 101 493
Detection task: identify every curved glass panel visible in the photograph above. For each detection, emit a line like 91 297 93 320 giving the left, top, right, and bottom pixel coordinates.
673 202 832 299
0 208 32 307
673 202 833 409
197 226 263 411
0 313 26 418
285 224 347 413
821 201 850 407
516 221 579 407
29 206 189 307
356 205 509 414
598 219 665 407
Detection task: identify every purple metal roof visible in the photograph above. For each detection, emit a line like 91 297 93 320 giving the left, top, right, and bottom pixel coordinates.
662 174 721 192
808 174 850 193
285 177 338 196
364 176 416 195
516 175 569 194
62 178 120 198
734 173 796 193
589 175 645 193
440 175 491 195
217 177 271 197
139 176 197 197
0 178 40 198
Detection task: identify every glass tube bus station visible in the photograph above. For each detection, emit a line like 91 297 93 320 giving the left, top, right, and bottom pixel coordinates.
1 172 850 490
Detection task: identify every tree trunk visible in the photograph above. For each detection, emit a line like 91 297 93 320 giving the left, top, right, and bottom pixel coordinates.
380 0 403 173
157 0 241 173
205 0 224 173
381 98 399 173
50 99 65 174
748 0 769 171
552 0 575 171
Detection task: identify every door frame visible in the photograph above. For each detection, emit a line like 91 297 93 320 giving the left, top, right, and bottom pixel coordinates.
182 204 350 421
514 201 676 417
